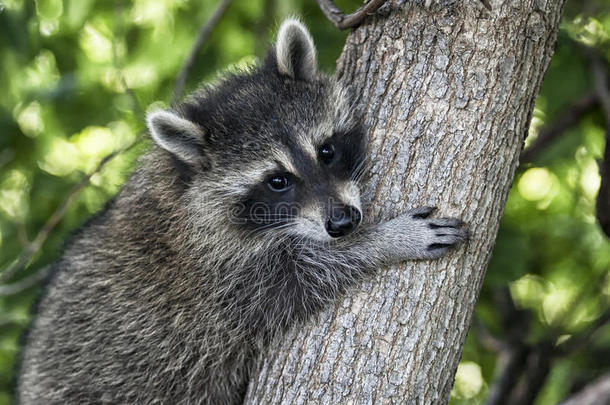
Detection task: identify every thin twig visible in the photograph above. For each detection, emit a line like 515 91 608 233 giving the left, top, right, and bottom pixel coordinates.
113 0 145 119
0 138 142 283
554 307 610 357
17 221 30 248
521 92 598 163
0 317 27 328
589 50 610 238
597 129 610 238
484 288 532 405
484 346 529 405
172 0 233 103
473 318 504 352
0 265 51 296
315 0 387 31
591 52 610 120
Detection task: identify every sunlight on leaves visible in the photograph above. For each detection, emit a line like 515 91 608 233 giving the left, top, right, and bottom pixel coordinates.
510 274 547 311
38 137 79 176
35 0 63 20
1 0 23 11
22 49 60 92
542 287 575 326
0 169 30 221
35 0 63 36
39 19 60 36
524 107 547 149
129 0 187 39
101 68 127 93
38 125 126 177
131 0 172 25
451 362 484 399
566 16 610 46
79 22 113 63
579 156 601 200
123 63 158 89
64 0 94 29
73 126 115 160
517 167 559 206
15 101 45 138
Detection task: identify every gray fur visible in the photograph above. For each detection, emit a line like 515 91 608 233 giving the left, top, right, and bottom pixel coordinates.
16 19 467 405
147 110 207 166
275 19 317 81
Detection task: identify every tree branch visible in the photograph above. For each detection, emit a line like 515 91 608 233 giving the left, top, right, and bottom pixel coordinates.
590 52 610 119
0 266 51 296
315 0 387 30
473 318 505 353
598 130 610 238
520 92 598 163
484 288 532 405
559 373 610 405
172 0 233 103
316 0 491 30
506 343 554 405
589 51 610 238
484 346 529 405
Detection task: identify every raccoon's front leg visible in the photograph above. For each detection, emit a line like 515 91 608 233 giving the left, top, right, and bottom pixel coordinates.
292 207 467 314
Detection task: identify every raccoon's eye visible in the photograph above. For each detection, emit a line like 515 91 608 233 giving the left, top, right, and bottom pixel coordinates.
319 143 335 164
267 175 292 192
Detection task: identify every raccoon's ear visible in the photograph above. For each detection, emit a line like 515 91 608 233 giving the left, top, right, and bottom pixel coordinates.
275 19 317 81
146 110 207 167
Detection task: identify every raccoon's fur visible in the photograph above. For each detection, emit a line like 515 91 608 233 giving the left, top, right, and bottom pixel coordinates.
16 20 468 405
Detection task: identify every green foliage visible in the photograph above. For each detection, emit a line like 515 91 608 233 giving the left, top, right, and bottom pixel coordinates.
0 1 608 404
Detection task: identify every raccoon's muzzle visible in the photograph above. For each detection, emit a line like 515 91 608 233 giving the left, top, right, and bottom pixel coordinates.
325 205 361 237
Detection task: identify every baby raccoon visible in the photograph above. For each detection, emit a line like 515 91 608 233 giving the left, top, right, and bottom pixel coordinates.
16 19 467 405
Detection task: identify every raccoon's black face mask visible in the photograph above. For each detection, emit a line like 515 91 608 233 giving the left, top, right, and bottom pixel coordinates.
234 121 367 240
146 20 368 240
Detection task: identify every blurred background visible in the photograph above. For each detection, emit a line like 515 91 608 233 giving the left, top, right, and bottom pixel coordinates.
0 0 609 404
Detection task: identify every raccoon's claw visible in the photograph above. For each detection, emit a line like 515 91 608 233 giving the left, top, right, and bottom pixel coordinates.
427 243 455 251
410 206 437 219
428 218 466 229
423 217 469 257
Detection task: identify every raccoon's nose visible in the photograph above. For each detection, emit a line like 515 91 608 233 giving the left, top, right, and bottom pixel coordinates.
325 205 362 238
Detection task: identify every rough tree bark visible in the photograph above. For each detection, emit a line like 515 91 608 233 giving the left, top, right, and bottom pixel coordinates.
246 0 566 403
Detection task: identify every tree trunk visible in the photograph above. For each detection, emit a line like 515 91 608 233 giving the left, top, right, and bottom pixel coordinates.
245 1 566 403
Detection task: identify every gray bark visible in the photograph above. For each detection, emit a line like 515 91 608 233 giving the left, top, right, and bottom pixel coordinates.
245 0 566 403
560 373 610 405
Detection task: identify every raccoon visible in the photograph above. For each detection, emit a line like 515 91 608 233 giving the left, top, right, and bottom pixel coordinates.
16 19 468 405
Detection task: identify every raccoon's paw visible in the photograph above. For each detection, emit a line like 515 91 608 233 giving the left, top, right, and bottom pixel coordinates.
400 206 469 259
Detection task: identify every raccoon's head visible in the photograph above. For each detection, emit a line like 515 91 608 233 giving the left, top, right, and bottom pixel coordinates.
147 19 367 242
